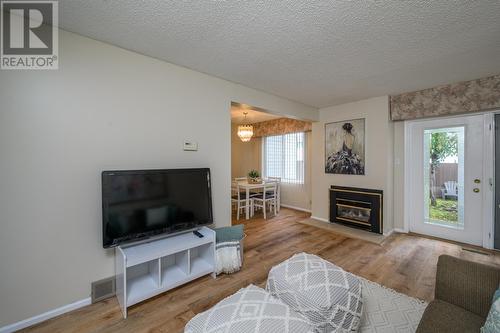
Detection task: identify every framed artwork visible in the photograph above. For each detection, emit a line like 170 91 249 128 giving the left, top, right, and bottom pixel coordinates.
325 118 365 175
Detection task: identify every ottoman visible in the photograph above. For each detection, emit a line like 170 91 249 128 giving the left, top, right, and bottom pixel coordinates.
266 253 363 332
185 284 313 333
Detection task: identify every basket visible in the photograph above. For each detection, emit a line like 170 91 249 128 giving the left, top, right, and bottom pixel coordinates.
248 177 262 184
239 233 247 265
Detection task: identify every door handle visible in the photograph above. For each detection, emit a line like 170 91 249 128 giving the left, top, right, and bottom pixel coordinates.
473 188 480 193
474 179 481 184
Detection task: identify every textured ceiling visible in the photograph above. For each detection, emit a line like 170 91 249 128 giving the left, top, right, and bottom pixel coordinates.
59 1 500 108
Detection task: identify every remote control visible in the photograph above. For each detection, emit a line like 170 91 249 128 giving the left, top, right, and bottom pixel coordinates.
193 230 204 238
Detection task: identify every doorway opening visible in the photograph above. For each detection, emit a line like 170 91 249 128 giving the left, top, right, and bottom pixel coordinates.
230 102 312 224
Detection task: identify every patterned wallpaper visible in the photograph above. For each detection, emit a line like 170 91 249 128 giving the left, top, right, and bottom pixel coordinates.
251 118 312 137
390 74 500 121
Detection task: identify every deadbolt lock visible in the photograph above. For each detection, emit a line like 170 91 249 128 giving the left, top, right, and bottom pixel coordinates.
473 188 480 193
474 179 481 184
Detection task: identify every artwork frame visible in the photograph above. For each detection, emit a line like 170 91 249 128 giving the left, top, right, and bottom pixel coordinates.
325 118 365 175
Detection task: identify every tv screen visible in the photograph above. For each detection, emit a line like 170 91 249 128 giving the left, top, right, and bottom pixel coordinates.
102 168 213 248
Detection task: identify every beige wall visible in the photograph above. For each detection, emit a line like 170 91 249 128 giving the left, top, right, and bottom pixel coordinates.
231 124 262 178
0 30 317 327
311 96 394 233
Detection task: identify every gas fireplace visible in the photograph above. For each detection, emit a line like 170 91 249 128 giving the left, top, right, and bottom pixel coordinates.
329 186 383 234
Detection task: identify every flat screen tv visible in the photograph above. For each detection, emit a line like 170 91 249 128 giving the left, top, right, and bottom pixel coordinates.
102 168 213 248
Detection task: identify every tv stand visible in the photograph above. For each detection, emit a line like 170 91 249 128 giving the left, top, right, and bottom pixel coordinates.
115 227 215 318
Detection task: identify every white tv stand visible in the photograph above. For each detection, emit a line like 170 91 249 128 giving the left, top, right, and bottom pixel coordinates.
115 226 215 318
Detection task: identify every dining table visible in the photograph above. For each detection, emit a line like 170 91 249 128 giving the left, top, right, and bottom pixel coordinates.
236 179 280 219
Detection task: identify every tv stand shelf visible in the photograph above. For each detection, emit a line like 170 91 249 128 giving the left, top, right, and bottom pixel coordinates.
115 227 215 318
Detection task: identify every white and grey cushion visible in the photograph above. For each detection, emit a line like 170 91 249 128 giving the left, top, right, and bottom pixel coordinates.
184 284 313 333
266 253 363 332
215 240 242 275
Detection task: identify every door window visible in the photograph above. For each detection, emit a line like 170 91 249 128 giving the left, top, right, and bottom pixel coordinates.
423 127 465 229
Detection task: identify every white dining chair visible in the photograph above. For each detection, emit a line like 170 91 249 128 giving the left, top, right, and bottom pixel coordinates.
231 181 253 220
265 177 281 212
233 177 250 197
252 181 277 219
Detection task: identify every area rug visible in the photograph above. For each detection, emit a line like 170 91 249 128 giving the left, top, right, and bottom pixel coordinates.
298 218 388 245
359 277 428 332
185 265 428 333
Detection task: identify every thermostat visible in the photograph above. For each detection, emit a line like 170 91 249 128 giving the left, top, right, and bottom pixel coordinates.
183 141 198 151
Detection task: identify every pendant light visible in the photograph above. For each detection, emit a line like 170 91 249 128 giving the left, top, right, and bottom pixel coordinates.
237 112 254 142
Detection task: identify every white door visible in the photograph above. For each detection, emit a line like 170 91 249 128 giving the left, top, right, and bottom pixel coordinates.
406 115 486 246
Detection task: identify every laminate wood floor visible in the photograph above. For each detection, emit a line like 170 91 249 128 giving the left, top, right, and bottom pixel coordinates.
22 208 500 332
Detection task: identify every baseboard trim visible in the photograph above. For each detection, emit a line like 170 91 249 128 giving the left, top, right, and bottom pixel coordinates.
383 229 394 237
310 216 329 223
0 297 91 333
393 228 408 233
280 204 311 213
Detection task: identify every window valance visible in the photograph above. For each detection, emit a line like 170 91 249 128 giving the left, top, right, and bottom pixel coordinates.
252 118 312 137
390 74 500 121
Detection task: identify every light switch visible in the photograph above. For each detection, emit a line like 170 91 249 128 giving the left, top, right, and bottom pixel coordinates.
183 141 198 151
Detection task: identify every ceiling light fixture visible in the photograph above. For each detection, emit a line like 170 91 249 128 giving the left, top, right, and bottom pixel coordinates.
237 112 254 142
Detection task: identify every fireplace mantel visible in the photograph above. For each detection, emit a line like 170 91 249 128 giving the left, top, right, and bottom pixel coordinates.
329 186 383 234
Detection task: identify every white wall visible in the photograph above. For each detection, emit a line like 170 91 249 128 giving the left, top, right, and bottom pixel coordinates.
393 121 406 230
0 30 317 327
311 96 394 233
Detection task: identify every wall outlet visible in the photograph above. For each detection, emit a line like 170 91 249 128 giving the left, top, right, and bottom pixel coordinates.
183 141 198 151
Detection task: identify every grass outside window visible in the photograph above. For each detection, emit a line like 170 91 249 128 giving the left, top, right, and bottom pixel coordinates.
429 198 458 223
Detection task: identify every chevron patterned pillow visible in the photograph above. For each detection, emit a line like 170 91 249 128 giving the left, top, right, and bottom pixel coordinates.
266 253 363 332
185 284 313 333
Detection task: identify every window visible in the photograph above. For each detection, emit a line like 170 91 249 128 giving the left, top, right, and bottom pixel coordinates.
263 132 305 184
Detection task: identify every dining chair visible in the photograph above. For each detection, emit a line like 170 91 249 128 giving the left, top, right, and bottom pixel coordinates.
231 181 253 220
265 177 281 212
233 177 249 197
252 181 277 219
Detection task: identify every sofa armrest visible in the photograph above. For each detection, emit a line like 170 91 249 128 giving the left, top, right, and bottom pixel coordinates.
435 255 500 318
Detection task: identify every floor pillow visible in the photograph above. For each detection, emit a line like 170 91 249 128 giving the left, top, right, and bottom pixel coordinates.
185 284 313 333
266 252 363 332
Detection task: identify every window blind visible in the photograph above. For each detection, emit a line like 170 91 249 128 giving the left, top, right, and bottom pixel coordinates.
263 132 305 184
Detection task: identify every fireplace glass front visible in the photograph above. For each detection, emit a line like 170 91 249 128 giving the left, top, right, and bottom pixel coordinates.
336 203 371 224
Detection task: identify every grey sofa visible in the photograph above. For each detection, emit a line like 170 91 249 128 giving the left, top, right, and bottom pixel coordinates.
416 255 500 333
